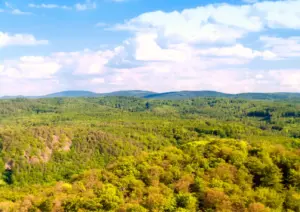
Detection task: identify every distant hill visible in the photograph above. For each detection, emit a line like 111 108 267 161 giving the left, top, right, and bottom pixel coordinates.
144 91 232 99
2 90 300 100
145 91 300 100
0 95 27 99
24 90 156 99
44 91 99 98
236 93 300 100
104 90 156 98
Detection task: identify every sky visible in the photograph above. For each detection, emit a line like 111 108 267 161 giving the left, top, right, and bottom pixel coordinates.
0 0 300 96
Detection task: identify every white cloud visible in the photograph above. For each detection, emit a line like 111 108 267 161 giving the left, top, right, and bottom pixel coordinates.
28 0 96 11
90 78 105 84
0 58 61 79
5 1 32 15
255 0 300 29
28 3 71 10
113 0 300 46
260 36 300 58
113 10 246 44
17 62 61 79
0 64 4 73
255 74 264 79
0 77 60 96
20 56 46 63
197 44 276 59
52 49 116 75
75 0 96 11
0 30 285 95
132 33 188 62
11 9 32 15
2 0 300 96
108 32 276 66
0 32 48 47
268 70 300 91
1 46 299 96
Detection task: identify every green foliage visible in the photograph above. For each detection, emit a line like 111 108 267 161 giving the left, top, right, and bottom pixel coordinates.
0 96 300 211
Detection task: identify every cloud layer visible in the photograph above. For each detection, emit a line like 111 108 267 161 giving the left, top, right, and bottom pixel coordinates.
0 32 49 47
1 0 300 96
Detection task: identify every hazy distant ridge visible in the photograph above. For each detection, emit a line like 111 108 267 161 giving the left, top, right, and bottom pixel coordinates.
2 90 300 100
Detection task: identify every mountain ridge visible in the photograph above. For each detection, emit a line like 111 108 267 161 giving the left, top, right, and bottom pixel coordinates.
2 90 300 100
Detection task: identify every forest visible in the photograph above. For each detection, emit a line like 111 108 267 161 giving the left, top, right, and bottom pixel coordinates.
0 96 300 211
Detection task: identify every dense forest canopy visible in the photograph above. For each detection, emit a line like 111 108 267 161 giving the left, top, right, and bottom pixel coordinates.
0 96 300 211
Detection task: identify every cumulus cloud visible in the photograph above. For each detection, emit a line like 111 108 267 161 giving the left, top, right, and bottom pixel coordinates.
0 38 291 96
254 0 300 29
268 70 300 91
0 77 61 96
0 56 61 79
112 0 300 45
0 32 48 47
112 11 246 44
0 46 299 96
197 44 276 59
1 0 300 96
52 49 117 75
260 36 300 58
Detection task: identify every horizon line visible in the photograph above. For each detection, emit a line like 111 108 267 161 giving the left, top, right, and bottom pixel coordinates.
2 89 300 98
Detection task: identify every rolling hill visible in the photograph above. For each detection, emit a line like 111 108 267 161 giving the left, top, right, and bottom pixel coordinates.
2 90 300 100
103 90 156 97
44 90 99 98
144 91 232 99
236 92 300 100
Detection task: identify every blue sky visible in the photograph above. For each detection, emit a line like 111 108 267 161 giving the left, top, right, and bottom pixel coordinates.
0 0 300 96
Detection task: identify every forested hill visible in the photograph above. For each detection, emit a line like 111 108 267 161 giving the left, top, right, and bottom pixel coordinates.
0 96 300 211
2 90 300 100
44 90 157 98
144 91 232 99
